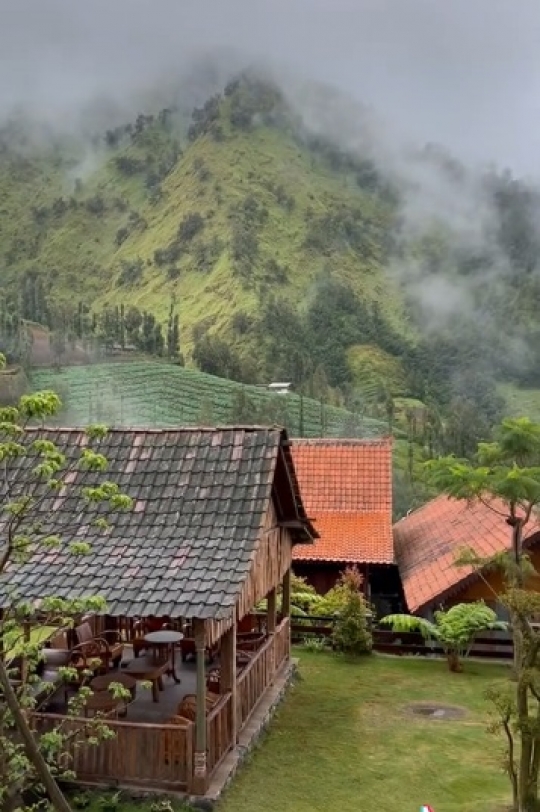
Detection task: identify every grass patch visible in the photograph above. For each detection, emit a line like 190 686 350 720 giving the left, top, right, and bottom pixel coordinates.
220 651 510 812
4 625 57 657
499 382 540 422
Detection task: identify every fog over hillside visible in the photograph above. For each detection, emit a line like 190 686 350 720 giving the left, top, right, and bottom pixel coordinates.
2 0 540 437
2 0 540 175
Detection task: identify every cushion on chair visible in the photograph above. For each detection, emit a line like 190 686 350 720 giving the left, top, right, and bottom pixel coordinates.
43 649 71 668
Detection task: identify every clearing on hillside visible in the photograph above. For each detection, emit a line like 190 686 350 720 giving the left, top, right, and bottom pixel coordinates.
30 361 388 438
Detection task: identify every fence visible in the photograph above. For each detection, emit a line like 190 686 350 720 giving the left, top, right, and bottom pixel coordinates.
291 615 514 661
31 713 193 791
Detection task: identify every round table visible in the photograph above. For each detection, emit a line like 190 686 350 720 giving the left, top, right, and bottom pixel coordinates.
143 630 183 684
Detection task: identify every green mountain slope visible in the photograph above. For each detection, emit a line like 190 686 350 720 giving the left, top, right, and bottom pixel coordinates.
0 86 408 359
3 73 540 458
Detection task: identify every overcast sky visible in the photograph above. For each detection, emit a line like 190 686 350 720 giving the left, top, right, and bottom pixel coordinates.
2 0 540 175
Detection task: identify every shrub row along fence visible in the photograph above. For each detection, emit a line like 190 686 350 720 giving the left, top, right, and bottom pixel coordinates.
291 615 514 661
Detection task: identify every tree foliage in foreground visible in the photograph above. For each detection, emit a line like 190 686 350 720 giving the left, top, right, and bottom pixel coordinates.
0 352 133 812
424 417 540 812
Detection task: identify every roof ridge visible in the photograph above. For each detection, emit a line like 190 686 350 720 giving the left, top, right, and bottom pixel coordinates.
26 425 286 434
291 436 393 446
312 509 390 516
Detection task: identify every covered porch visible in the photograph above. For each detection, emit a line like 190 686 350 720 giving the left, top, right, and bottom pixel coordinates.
1 426 316 796
30 591 292 795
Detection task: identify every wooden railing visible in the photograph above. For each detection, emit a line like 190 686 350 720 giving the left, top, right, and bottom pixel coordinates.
274 616 290 671
236 635 275 729
290 615 514 660
31 713 194 791
206 692 233 776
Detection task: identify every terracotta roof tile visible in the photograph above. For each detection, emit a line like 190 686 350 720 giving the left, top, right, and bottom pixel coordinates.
394 494 540 613
291 438 393 564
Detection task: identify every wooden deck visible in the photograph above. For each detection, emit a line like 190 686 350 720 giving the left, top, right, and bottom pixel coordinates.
31 616 291 794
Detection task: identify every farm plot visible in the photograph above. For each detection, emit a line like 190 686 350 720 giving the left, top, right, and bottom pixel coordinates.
30 361 386 438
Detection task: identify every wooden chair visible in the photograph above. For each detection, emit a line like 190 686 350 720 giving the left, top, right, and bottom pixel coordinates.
236 632 266 652
75 621 123 668
163 716 192 766
63 639 112 702
206 669 221 694
175 692 218 722
179 619 218 664
131 616 171 658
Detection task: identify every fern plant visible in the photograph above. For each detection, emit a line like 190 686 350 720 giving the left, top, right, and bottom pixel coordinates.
380 601 508 672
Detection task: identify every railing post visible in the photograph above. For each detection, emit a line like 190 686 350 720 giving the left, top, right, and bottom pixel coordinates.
267 588 277 679
282 568 291 662
221 617 237 744
192 618 207 795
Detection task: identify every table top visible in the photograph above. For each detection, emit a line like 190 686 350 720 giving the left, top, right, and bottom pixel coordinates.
85 691 123 710
144 630 184 644
91 672 136 691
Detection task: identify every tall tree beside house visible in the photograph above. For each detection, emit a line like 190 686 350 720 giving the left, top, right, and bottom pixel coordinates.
424 417 540 812
0 354 133 812
331 567 373 655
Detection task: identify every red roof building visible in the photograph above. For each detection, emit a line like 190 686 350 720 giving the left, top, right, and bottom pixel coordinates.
291 438 400 609
394 494 540 615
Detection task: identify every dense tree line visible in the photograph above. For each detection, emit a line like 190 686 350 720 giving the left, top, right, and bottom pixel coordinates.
1 274 182 365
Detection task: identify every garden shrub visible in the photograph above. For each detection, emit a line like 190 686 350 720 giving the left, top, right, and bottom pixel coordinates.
330 567 373 655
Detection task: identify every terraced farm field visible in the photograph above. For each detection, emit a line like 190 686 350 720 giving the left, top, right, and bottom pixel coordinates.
30 361 387 438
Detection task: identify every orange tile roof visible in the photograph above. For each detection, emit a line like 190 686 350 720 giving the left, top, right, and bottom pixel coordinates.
394 494 540 613
291 438 393 564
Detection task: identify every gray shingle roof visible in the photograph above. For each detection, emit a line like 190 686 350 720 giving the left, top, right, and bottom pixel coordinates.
0 426 314 620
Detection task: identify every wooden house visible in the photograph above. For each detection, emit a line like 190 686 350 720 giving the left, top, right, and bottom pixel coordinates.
0 426 316 796
291 438 401 613
393 494 540 618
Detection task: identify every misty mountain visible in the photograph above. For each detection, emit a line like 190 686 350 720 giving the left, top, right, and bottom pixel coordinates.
1 70 540 453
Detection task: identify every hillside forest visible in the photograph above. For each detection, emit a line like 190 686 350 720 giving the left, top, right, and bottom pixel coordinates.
1 70 540 511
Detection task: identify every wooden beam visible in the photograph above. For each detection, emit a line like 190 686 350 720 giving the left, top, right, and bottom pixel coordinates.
278 446 300 520
220 615 237 744
192 618 207 795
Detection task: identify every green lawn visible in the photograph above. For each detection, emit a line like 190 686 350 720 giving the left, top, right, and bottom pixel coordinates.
220 651 510 812
75 650 511 812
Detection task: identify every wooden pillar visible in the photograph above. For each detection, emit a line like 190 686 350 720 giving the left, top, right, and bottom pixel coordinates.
193 618 207 795
267 588 277 679
220 617 238 744
282 568 291 618
267 588 277 634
